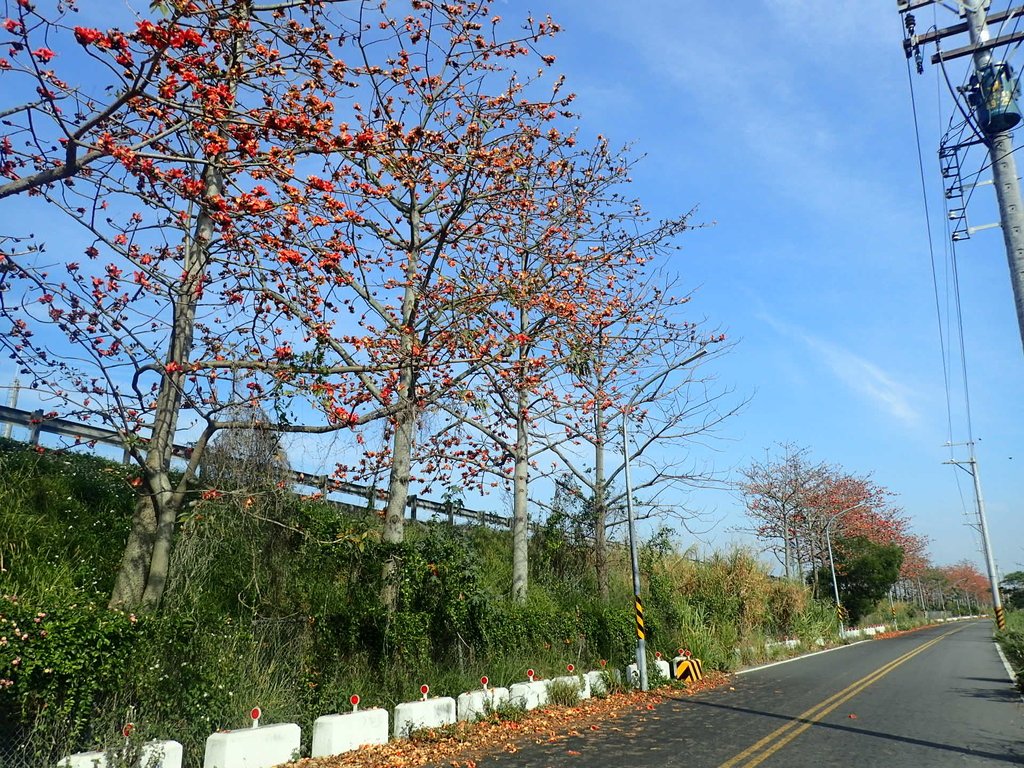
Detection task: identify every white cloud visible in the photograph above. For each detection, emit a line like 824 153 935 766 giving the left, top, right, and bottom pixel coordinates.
806 335 921 426
762 313 921 426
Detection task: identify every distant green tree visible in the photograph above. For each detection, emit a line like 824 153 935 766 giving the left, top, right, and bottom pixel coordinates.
1002 571 1024 610
814 535 904 623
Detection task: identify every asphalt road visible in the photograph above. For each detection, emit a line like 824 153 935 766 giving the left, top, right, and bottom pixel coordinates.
475 621 1023 767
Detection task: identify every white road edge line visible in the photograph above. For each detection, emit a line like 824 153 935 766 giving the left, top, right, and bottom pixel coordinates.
735 640 871 675
735 621 977 677
993 640 1024 704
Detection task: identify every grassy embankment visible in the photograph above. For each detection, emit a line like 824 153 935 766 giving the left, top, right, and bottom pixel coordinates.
996 610 1024 691
0 440 842 766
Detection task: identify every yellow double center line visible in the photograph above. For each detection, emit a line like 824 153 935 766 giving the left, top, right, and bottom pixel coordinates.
719 625 966 767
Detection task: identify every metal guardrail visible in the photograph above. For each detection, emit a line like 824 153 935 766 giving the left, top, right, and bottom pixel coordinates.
0 404 510 528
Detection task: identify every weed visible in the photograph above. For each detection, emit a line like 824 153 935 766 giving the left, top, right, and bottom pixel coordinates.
477 696 526 724
546 679 581 707
406 722 467 744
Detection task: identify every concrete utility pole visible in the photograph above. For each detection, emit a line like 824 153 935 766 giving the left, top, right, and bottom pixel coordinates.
962 0 1024 354
945 446 1006 630
900 0 1016 633
900 0 1024 352
2 378 19 440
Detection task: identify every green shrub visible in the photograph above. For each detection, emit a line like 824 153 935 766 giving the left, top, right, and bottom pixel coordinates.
0 596 143 764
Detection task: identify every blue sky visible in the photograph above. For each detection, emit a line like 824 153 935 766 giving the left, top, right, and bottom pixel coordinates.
531 0 1024 573
1 1 1019 577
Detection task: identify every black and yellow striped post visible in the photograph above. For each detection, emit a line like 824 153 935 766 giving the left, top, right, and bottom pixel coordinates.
995 605 1006 631
635 595 645 641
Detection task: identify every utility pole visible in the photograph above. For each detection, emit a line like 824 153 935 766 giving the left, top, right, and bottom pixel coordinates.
945 445 1006 630
963 1 1024 353
2 377 19 440
900 0 1024 353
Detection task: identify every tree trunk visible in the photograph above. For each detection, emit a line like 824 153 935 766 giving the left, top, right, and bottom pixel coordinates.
107 162 223 612
141 475 180 609
511 384 529 602
382 382 414 614
108 493 157 609
381 231 420 613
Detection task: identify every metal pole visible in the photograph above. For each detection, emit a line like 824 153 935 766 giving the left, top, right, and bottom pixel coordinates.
888 590 898 630
966 450 1005 629
961 0 1024 353
622 416 647 691
617 347 705 690
825 523 844 640
823 503 863 640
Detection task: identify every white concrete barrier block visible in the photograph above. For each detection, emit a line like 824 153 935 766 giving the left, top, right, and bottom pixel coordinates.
60 741 182 768
508 680 549 710
625 663 640 688
311 709 389 757
653 659 671 683
204 723 300 768
456 687 510 721
144 740 183 768
585 670 608 696
864 627 877 637
58 751 105 768
393 697 456 739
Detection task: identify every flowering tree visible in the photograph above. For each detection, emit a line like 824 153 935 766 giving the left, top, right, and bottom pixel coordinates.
741 448 928 591
939 560 991 606
0 0 375 610
739 443 830 579
544 271 731 600
236 2 573 610
422 140 697 600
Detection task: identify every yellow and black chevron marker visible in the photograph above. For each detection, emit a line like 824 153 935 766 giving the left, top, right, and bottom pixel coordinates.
836 603 849 622
635 596 645 640
995 605 1006 631
672 655 704 683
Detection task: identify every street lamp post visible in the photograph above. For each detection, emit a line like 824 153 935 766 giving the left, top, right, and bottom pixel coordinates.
824 503 865 641
621 348 707 692
621 419 647 691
